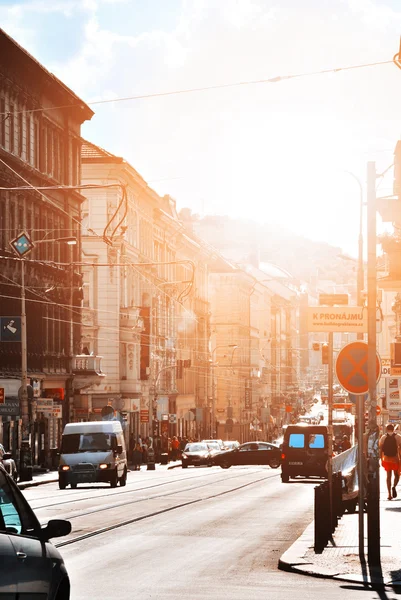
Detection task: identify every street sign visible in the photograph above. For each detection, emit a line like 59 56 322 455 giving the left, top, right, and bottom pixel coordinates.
335 341 381 395
319 293 349 306
0 317 22 342
307 307 367 333
10 231 34 257
376 405 381 416
140 409 149 423
169 413 177 424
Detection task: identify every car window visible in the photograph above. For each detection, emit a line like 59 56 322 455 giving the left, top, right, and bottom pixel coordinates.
0 471 38 536
239 445 252 452
309 434 325 449
289 433 305 448
258 444 270 451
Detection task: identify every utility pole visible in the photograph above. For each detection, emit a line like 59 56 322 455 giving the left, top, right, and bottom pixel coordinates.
327 330 334 526
366 161 381 571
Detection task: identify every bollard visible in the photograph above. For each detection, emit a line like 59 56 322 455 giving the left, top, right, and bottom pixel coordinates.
314 482 331 553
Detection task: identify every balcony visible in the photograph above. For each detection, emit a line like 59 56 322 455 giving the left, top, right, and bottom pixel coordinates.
72 354 105 390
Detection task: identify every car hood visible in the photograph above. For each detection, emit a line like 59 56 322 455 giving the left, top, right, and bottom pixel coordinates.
183 451 209 456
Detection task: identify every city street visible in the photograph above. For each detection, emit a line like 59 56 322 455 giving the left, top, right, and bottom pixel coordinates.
23 466 390 600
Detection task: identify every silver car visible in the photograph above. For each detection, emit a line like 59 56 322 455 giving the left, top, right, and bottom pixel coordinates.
0 463 71 598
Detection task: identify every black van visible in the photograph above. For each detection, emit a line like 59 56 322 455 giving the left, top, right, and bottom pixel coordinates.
281 423 328 482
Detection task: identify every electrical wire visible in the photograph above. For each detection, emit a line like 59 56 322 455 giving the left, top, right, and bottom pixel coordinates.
0 58 394 118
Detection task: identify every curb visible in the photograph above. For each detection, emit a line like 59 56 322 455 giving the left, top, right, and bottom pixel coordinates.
278 521 401 588
18 478 58 490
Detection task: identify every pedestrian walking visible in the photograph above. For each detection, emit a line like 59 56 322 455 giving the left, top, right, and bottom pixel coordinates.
171 436 180 460
341 435 351 452
379 423 401 500
132 442 142 471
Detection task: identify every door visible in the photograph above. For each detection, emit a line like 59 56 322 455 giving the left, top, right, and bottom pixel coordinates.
237 443 257 465
0 534 18 598
0 470 52 598
255 443 272 465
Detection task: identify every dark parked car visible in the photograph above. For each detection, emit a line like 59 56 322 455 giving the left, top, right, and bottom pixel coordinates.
0 463 71 598
182 443 213 468
213 441 281 469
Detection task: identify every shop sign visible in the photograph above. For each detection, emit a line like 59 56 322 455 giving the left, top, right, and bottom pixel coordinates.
0 397 19 416
42 388 65 400
140 409 149 423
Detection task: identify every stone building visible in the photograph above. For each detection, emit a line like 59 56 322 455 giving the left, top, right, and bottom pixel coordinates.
0 29 93 462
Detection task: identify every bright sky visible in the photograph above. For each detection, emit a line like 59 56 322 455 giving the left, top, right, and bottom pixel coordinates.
2 0 401 257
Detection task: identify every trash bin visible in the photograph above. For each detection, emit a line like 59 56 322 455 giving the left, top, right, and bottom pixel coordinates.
160 452 169 465
19 442 33 482
147 447 156 470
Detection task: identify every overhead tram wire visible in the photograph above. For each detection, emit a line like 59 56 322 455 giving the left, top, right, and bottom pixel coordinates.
0 58 394 119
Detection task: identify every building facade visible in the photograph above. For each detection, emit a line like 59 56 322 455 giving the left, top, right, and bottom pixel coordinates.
0 29 93 463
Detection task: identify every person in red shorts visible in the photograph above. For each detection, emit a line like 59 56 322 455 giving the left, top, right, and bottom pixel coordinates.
379 423 401 500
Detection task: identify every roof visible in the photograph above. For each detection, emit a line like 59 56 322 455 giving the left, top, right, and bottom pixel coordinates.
81 140 124 163
0 28 93 122
63 421 123 434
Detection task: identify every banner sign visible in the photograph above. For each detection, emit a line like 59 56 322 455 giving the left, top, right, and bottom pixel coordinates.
307 307 367 333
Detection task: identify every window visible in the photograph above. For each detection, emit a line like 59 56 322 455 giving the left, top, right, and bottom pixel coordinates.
0 471 38 536
26 113 31 164
0 98 5 146
289 433 305 449
309 434 325 449
9 104 14 153
18 111 23 156
61 433 114 453
34 121 40 168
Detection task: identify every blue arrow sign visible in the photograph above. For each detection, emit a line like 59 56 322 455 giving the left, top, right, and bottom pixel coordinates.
10 231 34 257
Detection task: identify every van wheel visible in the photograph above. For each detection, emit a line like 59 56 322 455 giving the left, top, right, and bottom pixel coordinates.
119 468 127 486
110 470 118 488
59 478 66 490
70 482 77 489
281 472 290 483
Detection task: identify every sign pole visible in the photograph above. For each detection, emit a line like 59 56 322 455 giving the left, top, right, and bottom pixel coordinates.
367 160 381 571
357 393 365 560
20 258 29 441
328 330 334 528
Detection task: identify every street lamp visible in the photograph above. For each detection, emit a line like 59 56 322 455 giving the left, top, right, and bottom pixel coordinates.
210 344 238 438
9 232 77 443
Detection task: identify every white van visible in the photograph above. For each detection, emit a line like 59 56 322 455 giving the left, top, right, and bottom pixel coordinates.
58 421 127 489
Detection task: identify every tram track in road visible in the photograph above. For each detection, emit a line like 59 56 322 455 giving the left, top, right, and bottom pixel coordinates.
48 470 280 522
55 471 274 548
30 466 278 511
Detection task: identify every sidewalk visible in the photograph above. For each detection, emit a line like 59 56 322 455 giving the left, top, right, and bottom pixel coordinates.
17 460 182 490
279 478 401 587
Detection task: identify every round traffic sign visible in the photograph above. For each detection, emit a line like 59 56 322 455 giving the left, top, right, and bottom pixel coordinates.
335 341 381 395
376 405 381 416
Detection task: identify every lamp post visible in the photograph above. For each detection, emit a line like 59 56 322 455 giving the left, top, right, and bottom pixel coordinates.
210 344 238 438
9 233 77 443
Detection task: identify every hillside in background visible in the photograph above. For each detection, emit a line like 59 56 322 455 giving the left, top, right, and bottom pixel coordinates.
179 210 356 286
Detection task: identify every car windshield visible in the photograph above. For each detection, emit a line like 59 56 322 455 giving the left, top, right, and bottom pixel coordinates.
207 443 220 450
185 444 207 452
61 432 115 453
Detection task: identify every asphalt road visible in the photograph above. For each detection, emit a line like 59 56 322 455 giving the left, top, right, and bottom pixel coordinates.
23 465 396 600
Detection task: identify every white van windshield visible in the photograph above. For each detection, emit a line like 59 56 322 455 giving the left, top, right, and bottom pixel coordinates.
61 432 115 453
